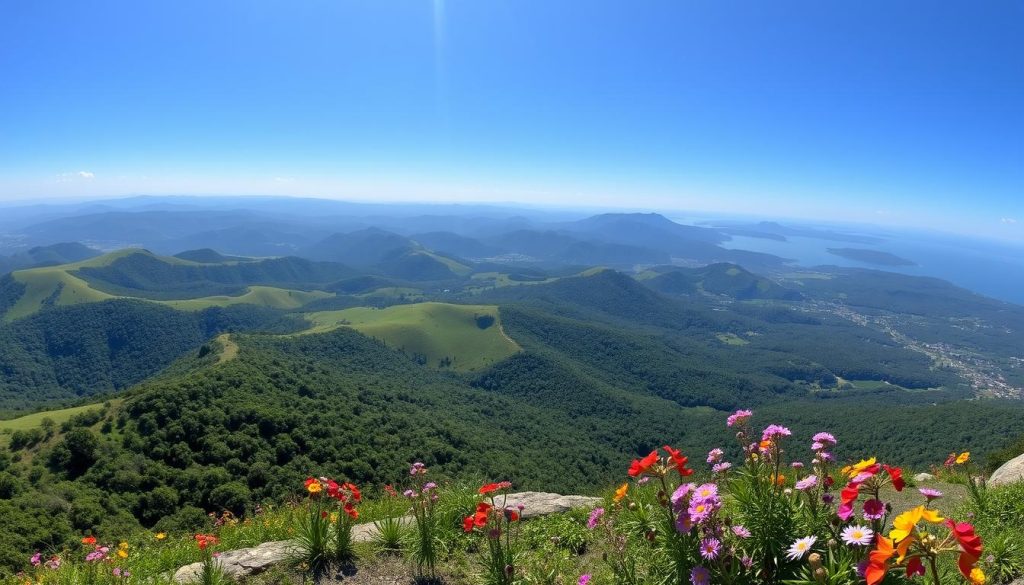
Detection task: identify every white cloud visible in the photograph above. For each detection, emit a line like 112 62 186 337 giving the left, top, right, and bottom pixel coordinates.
56 170 95 182
1001 217 1018 224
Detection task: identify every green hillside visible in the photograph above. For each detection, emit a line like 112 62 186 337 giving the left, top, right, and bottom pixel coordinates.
302 302 520 371
0 403 107 448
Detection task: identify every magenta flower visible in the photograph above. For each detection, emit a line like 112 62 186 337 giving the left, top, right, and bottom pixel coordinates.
30 552 41 567
791 461 804 469
693 483 718 500
587 507 605 529
691 565 711 585
918 487 943 501
862 498 885 520
726 409 753 427
699 537 721 560
578 575 592 585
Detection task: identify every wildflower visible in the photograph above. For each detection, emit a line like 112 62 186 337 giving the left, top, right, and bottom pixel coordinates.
44 556 60 570
85 547 109 562
812 432 836 448
384 484 397 497
613 482 629 503
906 557 926 577
795 475 818 491
404 489 416 498
919 487 943 501
866 535 895 585
675 511 693 533
726 409 752 427
195 534 219 550
712 462 732 474
578 575 592 585
786 536 817 561
663 445 694 476
957 452 971 465
478 481 511 495
587 507 605 529
822 493 834 504
862 498 885 520
628 450 659 477
699 537 721 560
946 519 983 580
707 448 724 463
791 461 804 469
304 477 322 494
883 465 905 491
970 567 986 585
29 553 40 567
840 525 874 546
410 461 427 475
155 532 167 540
688 495 720 524
731 525 751 538
81 536 96 545
774 474 787 486
741 556 754 569
671 483 694 506
761 424 792 442
116 542 128 559
690 565 711 585
693 483 717 500
843 457 878 478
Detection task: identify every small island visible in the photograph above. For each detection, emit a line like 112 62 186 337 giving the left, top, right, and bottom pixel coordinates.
827 247 916 266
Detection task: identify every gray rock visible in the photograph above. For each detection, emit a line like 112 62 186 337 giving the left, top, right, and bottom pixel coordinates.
990 453 1024 487
913 473 935 482
173 492 600 582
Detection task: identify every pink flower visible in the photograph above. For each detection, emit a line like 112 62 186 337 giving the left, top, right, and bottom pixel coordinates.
712 462 732 474
732 525 751 538
791 461 804 469
587 507 605 529
918 487 943 501
30 553 41 567
726 409 753 427
578 575 592 585
707 448 724 464
761 424 792 441
699 537 721 560
795 475 818 491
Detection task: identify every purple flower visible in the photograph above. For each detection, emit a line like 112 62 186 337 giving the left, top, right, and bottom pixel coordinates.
761 424 792 442
812 432 837 448
856 558 869 577
918 487 943 501
731 525 751 538
691 565 711 585
795 475 818 491
403 489 416 499
409 461 427 476
693 483 718 500
712 462 732 474
578 575 592 585
675 511 693 534
791 461 804 469
822 493 835 504
862 498 885 520
688 494 720 524
30 553 41 567
671 482 694 507
707 448 724 463
741 556 754 569
587 507 605 529
699 537 721 560
726 409 753 427
423 482 437 491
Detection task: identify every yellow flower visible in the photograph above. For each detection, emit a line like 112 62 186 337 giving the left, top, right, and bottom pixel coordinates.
117 549 128 559
155 532 167 540
329 512 338 524
889 505 943 560
970 567 986 585
613 483 629 503
119 542 128 550
957 452 970 465
842 457 877 478
306 482 322 494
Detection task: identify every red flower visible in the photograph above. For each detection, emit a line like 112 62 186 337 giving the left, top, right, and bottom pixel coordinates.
326 479 340 498
195 534 219 550
628 450 659 477
504 507 520 522
478 481 511 495
946 519 983 579
81 536 96 545
883 465 905 492
474 502 492 527
463 515 475 533
905 557 925 577
343 502 358 520
343 482 362 502
662 445 693 477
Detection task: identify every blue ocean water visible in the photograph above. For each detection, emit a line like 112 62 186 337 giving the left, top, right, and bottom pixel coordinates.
715 228 1024 305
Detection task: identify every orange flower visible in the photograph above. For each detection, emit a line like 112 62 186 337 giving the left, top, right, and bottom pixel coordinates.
478 481 511 495
628 450 659 477
956 452 970 465
304 477 322 494
613 483 629 503
866 535 895 585
81 536 96 545
195 534 219 550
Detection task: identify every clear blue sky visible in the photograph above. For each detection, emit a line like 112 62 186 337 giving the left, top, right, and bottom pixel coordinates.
1 1 1021 238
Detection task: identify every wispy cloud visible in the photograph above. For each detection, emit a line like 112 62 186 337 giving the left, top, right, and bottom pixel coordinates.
56 170 95 182
1001 217 1018 224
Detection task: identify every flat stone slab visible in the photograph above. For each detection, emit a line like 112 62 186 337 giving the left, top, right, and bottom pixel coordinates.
990 453 1024 487
173 491 601 582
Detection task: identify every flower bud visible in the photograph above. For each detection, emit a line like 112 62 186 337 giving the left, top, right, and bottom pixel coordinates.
808 553 822 570
814 568 827 584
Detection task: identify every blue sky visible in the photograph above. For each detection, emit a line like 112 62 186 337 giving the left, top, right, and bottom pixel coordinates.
1 1 1021 239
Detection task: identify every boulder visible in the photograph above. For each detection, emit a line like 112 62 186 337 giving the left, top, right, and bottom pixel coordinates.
174 491 601 582
990 453 1024 487
913 473 935 482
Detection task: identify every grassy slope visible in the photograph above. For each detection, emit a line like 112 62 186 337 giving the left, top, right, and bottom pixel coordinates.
5 250 332 319
301 302 521 371
0 402 115 448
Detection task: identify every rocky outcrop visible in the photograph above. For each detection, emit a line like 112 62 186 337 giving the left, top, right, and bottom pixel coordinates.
913 473 935 482
173 491 601 583
989 453 1024 487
